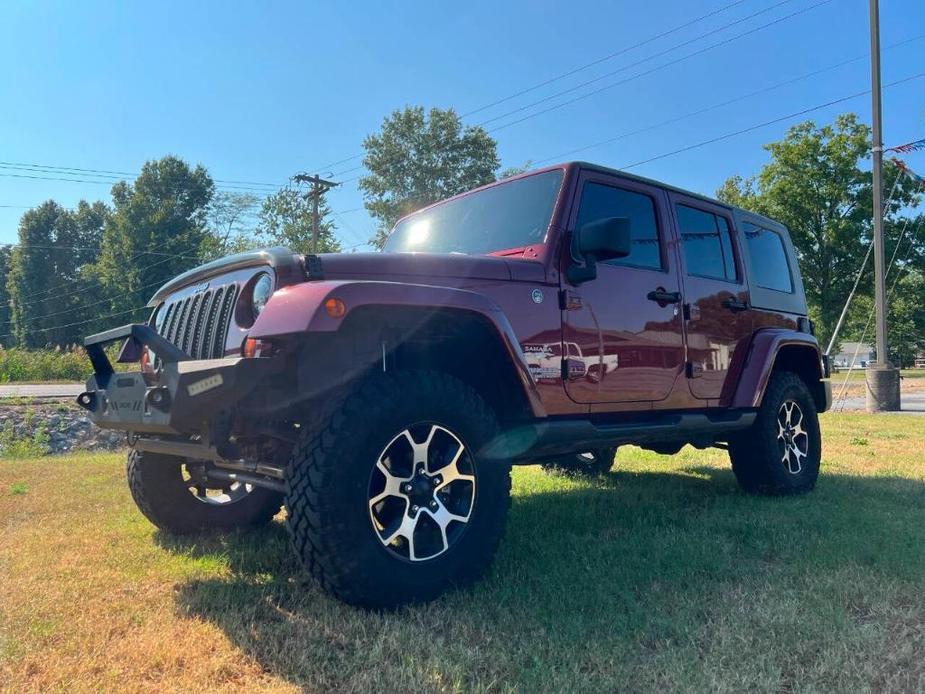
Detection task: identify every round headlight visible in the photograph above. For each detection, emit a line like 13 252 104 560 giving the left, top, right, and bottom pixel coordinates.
252 273 273 318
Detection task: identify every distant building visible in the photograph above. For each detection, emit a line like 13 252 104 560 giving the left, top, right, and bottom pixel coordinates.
832 341 874 370
915 352 925 369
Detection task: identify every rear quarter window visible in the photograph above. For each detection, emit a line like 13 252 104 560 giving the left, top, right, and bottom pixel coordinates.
743 222 793 293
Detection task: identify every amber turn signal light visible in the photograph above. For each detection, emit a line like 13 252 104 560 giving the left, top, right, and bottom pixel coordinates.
242 337 273 358
139 345 158 385
324 297 346 318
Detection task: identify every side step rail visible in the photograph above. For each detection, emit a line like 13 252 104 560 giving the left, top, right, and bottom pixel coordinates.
493 411 757 462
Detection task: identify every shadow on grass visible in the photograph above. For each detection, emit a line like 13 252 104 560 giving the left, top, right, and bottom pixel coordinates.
160 465 925 689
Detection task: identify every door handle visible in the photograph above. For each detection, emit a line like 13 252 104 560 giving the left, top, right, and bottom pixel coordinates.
722 298 750 312
647 289 682 304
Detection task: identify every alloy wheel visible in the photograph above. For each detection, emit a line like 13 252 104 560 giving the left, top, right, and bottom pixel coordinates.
182 463 254 506
367 423 476 562
777 400 809 475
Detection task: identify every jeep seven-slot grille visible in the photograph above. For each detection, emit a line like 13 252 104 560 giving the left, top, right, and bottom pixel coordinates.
158 284 239 360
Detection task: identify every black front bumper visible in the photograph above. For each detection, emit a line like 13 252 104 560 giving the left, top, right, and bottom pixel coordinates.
78 324 271 435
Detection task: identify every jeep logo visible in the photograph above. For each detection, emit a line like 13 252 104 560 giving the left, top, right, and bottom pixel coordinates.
190 281 210 294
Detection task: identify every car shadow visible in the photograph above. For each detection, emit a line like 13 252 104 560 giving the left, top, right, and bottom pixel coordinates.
161 464 925 689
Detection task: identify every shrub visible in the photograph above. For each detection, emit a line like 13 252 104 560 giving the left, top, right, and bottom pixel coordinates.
0 422 50 458
0 345 124 382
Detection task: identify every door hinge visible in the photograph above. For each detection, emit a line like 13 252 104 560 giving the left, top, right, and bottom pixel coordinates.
686 361 704 378
558 289 582 310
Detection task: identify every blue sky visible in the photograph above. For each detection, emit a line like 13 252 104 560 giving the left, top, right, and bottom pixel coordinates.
1 0 923 251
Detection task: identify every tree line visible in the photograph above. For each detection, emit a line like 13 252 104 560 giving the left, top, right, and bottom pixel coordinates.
1 107 922 363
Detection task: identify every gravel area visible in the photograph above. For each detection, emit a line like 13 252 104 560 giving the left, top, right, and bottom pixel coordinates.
0 399 124 455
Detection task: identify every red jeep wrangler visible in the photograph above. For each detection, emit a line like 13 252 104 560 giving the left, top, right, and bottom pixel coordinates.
80 162 831 607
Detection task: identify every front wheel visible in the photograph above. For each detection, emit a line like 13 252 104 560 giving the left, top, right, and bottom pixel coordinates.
729 371 821 495
285 370 511 608
126 450 284 534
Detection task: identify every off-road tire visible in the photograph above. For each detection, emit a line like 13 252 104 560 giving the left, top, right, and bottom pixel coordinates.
729 370 821 495
285 370 511 609
541 448 617 477
126 449 284 534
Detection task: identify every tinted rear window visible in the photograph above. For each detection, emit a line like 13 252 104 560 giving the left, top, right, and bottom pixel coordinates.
676 204 737 281
743 222 793 293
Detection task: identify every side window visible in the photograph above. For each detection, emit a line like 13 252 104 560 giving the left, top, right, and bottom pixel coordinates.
743 222 793 293
575 182 662 270
676 204 738 281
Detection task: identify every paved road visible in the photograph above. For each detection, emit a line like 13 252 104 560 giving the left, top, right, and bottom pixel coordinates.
0 383 84 399
837 390 925 415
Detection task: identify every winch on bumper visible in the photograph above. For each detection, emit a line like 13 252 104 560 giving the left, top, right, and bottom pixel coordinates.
77 323 273 435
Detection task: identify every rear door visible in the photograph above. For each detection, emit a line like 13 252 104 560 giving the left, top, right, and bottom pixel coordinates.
562 171 685 404
670 194 753 401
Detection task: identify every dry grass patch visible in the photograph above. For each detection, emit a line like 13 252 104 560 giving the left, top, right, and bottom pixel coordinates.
2 412 924 692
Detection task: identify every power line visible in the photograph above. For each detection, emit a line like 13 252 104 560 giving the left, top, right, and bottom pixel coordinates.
833 214 923 410
298 0 823 175
484 0 835 133
10 251 199 308
0 169 278 195
3 273 178 327
534 32 925 165
0 160 282 189
461 0 752 118
478 0 801 128
0 242 201 261
618 71 925 170
302 0 759 175
0 1 834 201
0 304 149 342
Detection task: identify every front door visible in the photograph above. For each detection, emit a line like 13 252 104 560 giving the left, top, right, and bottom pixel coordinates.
562 172 685 404
670 194 753 401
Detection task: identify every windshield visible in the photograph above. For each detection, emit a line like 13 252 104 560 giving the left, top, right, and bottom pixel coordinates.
383 170 563 255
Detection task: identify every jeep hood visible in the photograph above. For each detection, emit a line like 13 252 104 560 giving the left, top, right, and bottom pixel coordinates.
148 247 546 306
314 252 545 283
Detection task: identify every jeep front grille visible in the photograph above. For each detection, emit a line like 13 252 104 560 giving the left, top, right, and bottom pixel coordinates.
157 284 240 359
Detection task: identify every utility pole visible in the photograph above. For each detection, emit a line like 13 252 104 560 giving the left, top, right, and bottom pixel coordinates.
866 0 901 411
293 173 339 254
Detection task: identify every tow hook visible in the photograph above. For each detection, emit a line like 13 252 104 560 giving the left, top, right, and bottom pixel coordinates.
76 391 97 412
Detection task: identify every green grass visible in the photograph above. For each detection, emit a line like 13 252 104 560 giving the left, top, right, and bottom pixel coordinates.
1 413 923 692
0 422 50 459
833 368 925 381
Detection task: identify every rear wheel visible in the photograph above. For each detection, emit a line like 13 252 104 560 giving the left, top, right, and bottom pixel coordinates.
542 448 617 477
729 371 821 495
126 449 284 534
285 370 511 608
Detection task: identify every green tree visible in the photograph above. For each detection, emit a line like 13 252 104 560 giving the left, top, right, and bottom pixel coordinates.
202 191 261 259
256 187 341 254
5 200 109 347
845 266 925 368
717 114 921 347
7 202 63 346
499 161 533 179
0 246 10 341
360 106 500 247
95 156 214 318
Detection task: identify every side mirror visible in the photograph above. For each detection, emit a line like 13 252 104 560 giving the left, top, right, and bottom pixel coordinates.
567 217 631 284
